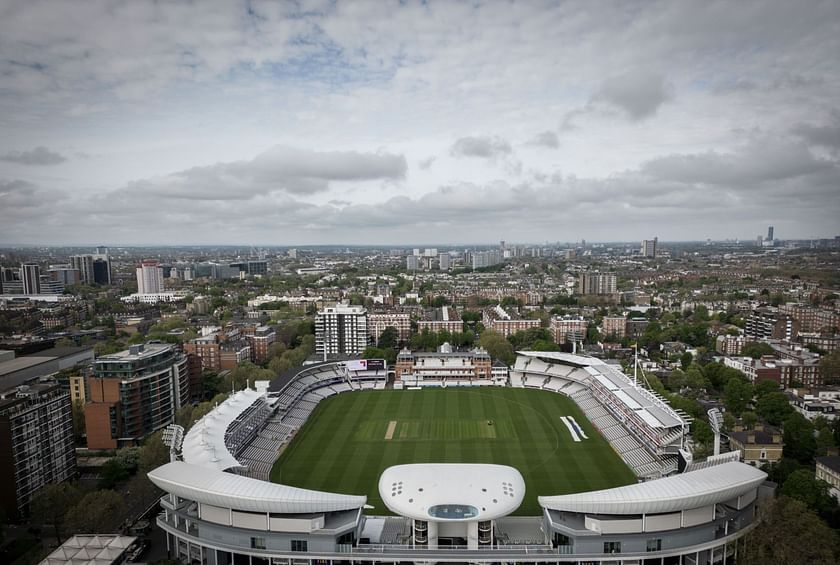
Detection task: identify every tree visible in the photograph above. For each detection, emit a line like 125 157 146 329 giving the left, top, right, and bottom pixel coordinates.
64 490 126 534
139 430 170 473
377 326 399 349
99 458 130 489
29 482 81 545
780 470 838 516
740 497 840 565
679 351 693 371
782 413 817 464
742 342 775 359
54 337 76 348
478 330 515 366
754 378 780 399
723 377 753 416
741 411 758 430
756 392 794 426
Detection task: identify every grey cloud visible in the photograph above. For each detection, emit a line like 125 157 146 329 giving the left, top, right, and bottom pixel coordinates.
121 146 407 200
641 138 835 186
526 131 559 149
595 72 672 120
451 136 512 159
418 156 436 170
792 115 840 150
0 146 66 165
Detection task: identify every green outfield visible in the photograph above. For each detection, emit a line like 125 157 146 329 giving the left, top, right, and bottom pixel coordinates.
269 387 637 515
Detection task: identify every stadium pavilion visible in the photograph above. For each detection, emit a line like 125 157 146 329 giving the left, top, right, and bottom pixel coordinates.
148 353 772 564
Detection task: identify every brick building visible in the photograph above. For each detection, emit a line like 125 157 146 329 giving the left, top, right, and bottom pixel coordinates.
395 344 492 383
550 316 589 344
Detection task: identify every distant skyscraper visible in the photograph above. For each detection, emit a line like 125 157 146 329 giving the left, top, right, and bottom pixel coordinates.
20 264 41 295
641 237 658 258
136 260 164 293
767 226 774 241
71 246 111 285
407 255 419 271
439 253 450 270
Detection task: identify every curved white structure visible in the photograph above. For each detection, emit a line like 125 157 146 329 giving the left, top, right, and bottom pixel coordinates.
149 461 366 514
539 461 766 514
379 464 525 521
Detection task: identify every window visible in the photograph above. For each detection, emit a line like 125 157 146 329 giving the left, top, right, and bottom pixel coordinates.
604 541 621 554
291 540 308 552
760 449 767 460
250 537 266 550
646 539 662 552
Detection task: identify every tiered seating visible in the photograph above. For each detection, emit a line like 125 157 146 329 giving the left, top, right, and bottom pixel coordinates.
333 382 353 393
613 435 642 454
560 381 585 396
599 424 627 442
524 375 545 388
374 381 387 390
543 378 566 392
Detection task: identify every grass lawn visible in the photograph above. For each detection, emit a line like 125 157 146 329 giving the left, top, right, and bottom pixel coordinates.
270 387 636 515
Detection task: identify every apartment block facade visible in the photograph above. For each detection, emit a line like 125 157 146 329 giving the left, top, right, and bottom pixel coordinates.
0 378 76 518
85 343 189 449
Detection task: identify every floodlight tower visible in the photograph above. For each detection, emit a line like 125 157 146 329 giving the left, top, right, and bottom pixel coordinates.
707 408 724 456
162 423 185 463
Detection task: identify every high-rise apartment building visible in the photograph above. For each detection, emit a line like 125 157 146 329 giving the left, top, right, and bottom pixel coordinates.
70 247 111 285
641 237 658 258
407 255 419 271
767 226 774 241
550 316 589 344
136 260 164 294
20 264 41 295
472 250 501 269
0 377 76 518
85 343 188 449
315 304 369 358
578 272 617 295
439 253 451 270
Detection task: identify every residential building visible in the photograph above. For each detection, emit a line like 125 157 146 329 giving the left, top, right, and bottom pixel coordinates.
715 334 747 356
406 255 419 271
729 424 783 466
416 307 464 334
550 316 588 344
315 304 369 358
0 377 76 518
471 250 501 269
578 272 617 295
601 316 627 340
21 264 41 295
85 343 189 449
745 307 799 341
483 305 540 338
640 237 657 258
816 456 840 499
368 312 411 344
48 265 81 287
395 344 492 383
626 317 650 338
244 325 275 365
136 260 164 294
779 304 840 333
439 253 451 271
69 255 95 285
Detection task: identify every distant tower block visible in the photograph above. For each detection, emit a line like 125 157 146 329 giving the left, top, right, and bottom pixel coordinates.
767 226 774 241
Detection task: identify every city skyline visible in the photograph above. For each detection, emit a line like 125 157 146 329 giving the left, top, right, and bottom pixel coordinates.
1 1 839 245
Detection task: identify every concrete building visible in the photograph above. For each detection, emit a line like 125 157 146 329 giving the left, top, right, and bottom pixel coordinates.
0 377 76 518
85 342 189 449
471 250 501 269
578 272 617 295
136 260 165 294
315 304 369 358
745 308 799 341
715 334 748 356
21 264 41 295
438 253 451 271
368 312 411 345
640 237 657 258
550 316 588 344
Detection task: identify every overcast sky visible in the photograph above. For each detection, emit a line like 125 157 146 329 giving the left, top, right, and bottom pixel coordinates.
1 0 839 246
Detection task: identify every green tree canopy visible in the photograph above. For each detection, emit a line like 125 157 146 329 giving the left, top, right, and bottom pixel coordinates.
740 496 840 565
756 392 794 426
29 481 81 545
723 376 753 416
63 490 126 534
479 330 515 366
742 342 775 359
782 413 817 464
